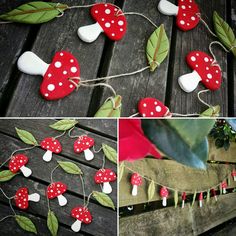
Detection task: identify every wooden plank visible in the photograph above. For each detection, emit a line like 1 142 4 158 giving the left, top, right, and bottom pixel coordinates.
168 0 228 116
211 218 236 236
97 0 173 116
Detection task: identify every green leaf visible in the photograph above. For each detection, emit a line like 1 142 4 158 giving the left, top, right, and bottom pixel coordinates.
49 119 78 131
119 162 125 182
0 170 17 182
15 128 38 145
146 24 169 71
206 189 210 203
47 210 58 236
57 161 82 175
0 2 68 24
174 190 178 208
142 120 215 169
15 215 37 234
227 174 231 186
191 191 197 207
200 105 220 117
92 191 115 210
94 95 122 117
147 180 155 202
213 11 236 57
102 144 117 164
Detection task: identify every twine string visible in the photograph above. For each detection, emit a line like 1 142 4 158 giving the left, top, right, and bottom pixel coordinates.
103 96 122 110
129 112 139 117
0 188 14 200
53 130 66 140
197 89 211 108
0 215 15 222
50 165 59 183
68 126 84 139
79 175 86 206
84 192 93 208
101 154 106 170
196 13 217 37
93 146 103 153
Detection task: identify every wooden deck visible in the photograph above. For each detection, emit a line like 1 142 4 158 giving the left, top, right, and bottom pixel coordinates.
0 119 117 235
0 0 235 117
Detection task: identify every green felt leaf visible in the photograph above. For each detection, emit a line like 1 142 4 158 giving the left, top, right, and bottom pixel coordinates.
213 11 236 57
206 189 210 203
47 211 58 236
146 24 169 71
92 191 115 210
102 144 117 164
226 119 236 132
49 119 78 131
15 215 37 234
57 161 82 175
228 174 231 186
147 180 155 202
142 120 215 169
119 162 125 183
0 170 17 182
94 95 122 117
15 127 38 145
174 190 178 208
200 105 220 117
0 2 68 24
191 191 197 207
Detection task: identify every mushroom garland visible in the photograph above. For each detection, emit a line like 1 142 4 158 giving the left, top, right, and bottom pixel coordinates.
158 0 200 31
160 187 169 207
178 51 222 93
8 154 32 177
74 136 95 161
47 182 68 206
78 3 127 43
181 192 186 208
17 51 80 100
231 170 236 181
211 189 218 202
94 169 117 194
14 187 40 210
221 181 227 194
198 192 203 207
71 206 92 232
130 173 143 196
40 137 62 162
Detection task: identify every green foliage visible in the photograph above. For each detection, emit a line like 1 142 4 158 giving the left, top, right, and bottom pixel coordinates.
15 215 37 234
92 191 115 210
102 144 117 164
49 119 78 131
200 105 220 117
57 161 83 175
47 211 58 236
147 180 155 202
0 170 17 182
119 162 125 182
15 128 38 146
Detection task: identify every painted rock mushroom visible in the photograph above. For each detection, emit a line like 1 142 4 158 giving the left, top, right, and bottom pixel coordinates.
14 187 40 210
231 169 236 181
158 0 200 31
211 188 218 202
78 3 127 43
221 181 227 194
138 97 171 117
94 168 117 194
160 187 169 207
17 51 80 100
9 154 32 177
130 173 142 196
71 206 92 232
178 51 222 93
47 182 68 206
181 192 186 208
40 137 62 162
74 136 95 161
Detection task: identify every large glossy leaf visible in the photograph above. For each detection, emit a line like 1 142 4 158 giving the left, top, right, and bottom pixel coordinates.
49 119 78 131
0 2 68 24
146 24 169 71
57 161 83 175
47 211 58 236
200 105 220 117
92 191 115 210
0 170 17 182
141 120 215 169
15 215 37 234
15 128 38 145
147 180 155 202
226 119 236 131
102 144 117 164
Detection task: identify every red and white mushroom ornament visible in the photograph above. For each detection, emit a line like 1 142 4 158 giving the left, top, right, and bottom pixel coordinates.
47 182 68 206
130 173 142 196
138 97 172 117
14 187 40 210
74 136 95 161
9 154 32 177
178 51 222 93
211 188 218 202
94 168 117 194
231 169 236 181
160 187 169 206
181 192 186 208
40 137 62 162
78 3 127 43
71 206 92 232
158 0 200 31
17 51 80 100
221 181 227 194
198 192 203 207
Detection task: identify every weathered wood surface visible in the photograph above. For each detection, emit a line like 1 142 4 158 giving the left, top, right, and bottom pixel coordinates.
119 192 236 236
0 119 117 235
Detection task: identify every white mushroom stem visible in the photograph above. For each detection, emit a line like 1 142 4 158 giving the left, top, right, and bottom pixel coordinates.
223 188 226 194
181 200 185 208
71 219 82 232
214 195 218 202
233 176 236 181
102 182 112 194
57 194 67 206
20 165 32 177
178 70 202 93
43 150 53 162
17 51 49 76
131 185 138 196
83 149 94 161
28 193 40 202
162 197 167 207
158 0 179 16
199 200 203 208
78 22 104 43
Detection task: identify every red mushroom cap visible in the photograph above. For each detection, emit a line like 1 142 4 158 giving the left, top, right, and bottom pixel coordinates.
186 51 222 90
71 206 92 224
176 0 200 31
40 137 62 153
15 187 29 210
91 3 127 41
231 169 236 177
94 169 117 184
160 187 169 198
211 188 216 196
221 181 227 189
47 182 67 199
182 192 186 200
131 173 142 186
198 192 203 200
138 97 171 117
74 136 95 153
40 51 80 100
9 154 29 173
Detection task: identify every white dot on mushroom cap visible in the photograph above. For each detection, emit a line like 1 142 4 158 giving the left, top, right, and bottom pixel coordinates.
191 56 196 61
216 81 219 84
143 103 147 107
60 53 63 56
48 73 52 77
206 79 209 82
105 22 111 28
187 23 190 26
47 84 55 91
118 20 124 26
95 10 98 13
105 4 108 7
56 149 59 152
120 28 123 31
204 57 209 62
63 70 67 75
191 16 196 21
102 18 104 21
55 61 62 68
156 106 162 112
111 20 114 23
150 112 154 115
206 67 209 70
105 9 111 14
112 33 115 36
69 84 73 88
207 73 212 79
183 13 186 16
143 113 146 117
196 53 199 56
189 5 191 8
181 5 186 9
216 70 219 73
180 20 185 25
71 67 77 73
196 65 199 67
45 93 49 97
